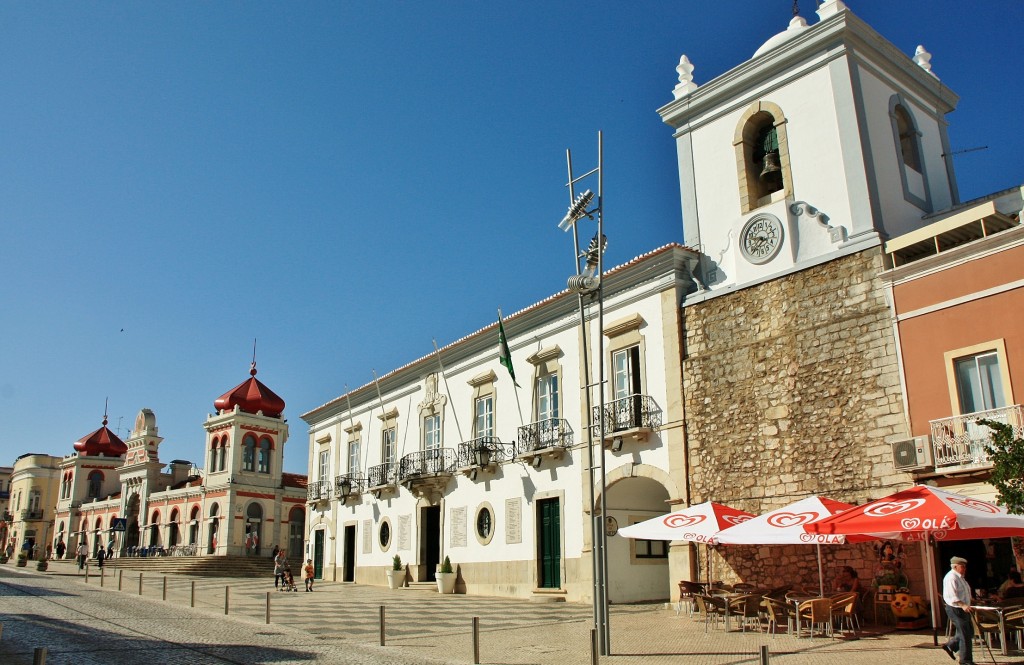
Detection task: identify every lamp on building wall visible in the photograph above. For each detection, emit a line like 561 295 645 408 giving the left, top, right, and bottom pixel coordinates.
610 437 624 453
555 131 610 656
338 478 352 498
474 443 493 468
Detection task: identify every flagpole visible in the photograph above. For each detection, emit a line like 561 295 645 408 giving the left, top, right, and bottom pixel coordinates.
497 308 525 427
432 339 464 441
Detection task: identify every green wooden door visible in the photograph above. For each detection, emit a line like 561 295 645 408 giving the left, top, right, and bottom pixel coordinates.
538 498 561 588
313 529 324 579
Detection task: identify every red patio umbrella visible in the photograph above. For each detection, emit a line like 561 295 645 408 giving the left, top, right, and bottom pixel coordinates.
617 501 754 544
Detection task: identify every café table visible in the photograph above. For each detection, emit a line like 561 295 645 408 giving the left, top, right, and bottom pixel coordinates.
786 594 826 638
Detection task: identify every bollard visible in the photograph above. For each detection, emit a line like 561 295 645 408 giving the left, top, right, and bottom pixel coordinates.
0 623 4 640
84 563 89 584
118 570 123 591
163 576 167 601
33 646 47 665
266 591 271 624
590 628 598 665
379 605 386 646
100 567 105 587
191 580 195 608
139 573 144 596
472 616 480 664
759 645 770 664
224 585 230 615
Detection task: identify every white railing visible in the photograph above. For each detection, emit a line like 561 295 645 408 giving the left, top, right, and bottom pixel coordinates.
930 404 1023 470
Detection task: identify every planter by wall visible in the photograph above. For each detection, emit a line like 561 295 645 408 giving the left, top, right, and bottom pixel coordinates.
386 569 404 589
436 571 456 594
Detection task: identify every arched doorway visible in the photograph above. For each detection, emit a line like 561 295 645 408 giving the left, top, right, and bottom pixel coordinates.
93 518 103 556
288 507 305 560
125 494 141 551
604 475 672 604
245 503 263 556
149 510 161 548
168 509 180 548
188 506 200 549
208 503 220 554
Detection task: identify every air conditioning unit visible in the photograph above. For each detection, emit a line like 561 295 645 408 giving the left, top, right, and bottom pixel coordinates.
891 435 933 471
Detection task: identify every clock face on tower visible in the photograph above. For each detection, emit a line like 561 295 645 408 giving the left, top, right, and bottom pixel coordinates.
739 213 784 264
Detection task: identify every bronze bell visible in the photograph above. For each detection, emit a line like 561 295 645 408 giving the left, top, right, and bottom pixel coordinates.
759 151 782 181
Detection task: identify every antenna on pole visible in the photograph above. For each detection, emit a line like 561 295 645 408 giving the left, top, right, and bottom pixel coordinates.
251 338 258 375
941 146 988 158
793 0 799 17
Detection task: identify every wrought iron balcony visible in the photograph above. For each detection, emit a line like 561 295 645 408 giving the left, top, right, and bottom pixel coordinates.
334 473 365 500
592 394 661 445
306 480 333 503
1 512 13 523
398 448 456 481
20 509 45 521
930 404 1023 471
366 462 398 490
456 436 515 469
516 418 573 465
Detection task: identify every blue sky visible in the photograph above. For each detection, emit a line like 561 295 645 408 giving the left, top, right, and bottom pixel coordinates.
1 1 1021 475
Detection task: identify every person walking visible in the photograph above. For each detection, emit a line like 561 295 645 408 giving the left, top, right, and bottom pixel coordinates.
942 555 975 665
96 547 105 568
55 540 66 560
303 559 315 592
77 542 88 571
273 550 286 590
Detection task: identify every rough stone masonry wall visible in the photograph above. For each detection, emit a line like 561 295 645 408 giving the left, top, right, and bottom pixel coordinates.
682 248 912 588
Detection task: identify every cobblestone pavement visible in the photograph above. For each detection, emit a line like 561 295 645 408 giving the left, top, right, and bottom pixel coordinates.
2 560 1023 664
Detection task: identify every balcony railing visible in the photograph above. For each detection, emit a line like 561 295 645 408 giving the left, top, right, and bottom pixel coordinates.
592 394 661 437
456 436 515 468
930 404 1023 470
334 473 365 498
306 480 333 502
367 462 398 489
398 448 457 482
515 418 573 458
20 509 44 521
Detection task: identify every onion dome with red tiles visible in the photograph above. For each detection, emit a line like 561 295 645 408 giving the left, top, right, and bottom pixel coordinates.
214 362 285 418
73 416 128 457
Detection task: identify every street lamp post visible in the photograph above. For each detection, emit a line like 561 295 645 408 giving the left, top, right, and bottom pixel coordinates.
557 131 610 656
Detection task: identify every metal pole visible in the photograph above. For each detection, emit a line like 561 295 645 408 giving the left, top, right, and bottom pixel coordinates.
138 573 143 596
162 576 167 601
100 566 104 587
760 645 770 664
191 580 195 608
224 585 229 615
590 628 598 665
594 129 611 656
472 617 480 664
33 647 47 665
118 570 122 591
84 563 89 583
379 605 386 646
266 591 271 624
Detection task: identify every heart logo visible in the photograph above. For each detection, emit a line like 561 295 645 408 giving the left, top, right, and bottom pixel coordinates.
901 518 920 530
767 511 818 528
946 496 999 514
664 514 706 529
722 514 752 526
864 498 925 518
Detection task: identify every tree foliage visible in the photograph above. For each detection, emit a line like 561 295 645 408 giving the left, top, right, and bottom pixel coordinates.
981 419 1024 514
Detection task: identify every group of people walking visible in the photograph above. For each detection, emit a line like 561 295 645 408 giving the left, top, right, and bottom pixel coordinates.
272 547 314 592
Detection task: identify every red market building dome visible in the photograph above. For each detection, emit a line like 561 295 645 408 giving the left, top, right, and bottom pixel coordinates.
214 363 285 418
73 417 128 457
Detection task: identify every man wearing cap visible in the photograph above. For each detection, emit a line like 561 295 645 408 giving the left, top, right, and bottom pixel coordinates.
942 556 974 664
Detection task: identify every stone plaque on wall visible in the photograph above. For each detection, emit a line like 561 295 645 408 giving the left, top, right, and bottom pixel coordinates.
398 514 411 551
362 519 372 554
505 497 522 544
451 506 467 547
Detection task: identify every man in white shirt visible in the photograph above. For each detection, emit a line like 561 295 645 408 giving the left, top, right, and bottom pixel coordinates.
942 556 974 665
76 542 89 571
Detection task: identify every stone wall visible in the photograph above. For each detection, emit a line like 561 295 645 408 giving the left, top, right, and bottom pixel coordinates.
682 248 913 586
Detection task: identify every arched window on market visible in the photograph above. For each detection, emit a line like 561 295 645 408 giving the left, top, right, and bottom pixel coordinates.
242 434 257 472
86 471 103 499
168 509 180 548
257 437 272 474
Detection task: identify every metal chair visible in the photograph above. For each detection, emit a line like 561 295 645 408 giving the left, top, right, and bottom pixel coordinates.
972 607 1003 650
676 580 701 617
762 596 792 638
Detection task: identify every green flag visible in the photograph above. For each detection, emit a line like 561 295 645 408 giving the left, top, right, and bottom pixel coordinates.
497 317 520 387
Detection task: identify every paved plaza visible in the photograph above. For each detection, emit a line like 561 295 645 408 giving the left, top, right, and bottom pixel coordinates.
1 560 1022 664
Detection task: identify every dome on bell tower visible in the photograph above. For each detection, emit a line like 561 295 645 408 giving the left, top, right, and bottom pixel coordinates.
214 362 285 418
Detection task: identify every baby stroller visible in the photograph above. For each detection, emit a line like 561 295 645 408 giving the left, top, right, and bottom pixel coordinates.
281 568 298 592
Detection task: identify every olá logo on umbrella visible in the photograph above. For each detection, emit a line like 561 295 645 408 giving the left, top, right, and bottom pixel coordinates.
663 513 706 528
863 498 925 517
766 511 817 528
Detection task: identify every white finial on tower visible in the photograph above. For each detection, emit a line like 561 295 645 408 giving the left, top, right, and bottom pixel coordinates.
673 55 698 100
914 45 939 79
816 0 847 19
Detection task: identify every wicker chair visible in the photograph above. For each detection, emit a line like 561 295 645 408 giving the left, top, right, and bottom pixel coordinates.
797 598 833 638
761 596 792 637
972 607 1003 650
728 594 763 632
830 592 860 634
676 580 702 617
1003 607 1024 651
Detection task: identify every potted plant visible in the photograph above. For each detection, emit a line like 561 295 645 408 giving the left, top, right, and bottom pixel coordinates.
36 556 48 572
386 554 405 589
16 553 28 568
436 555 456 594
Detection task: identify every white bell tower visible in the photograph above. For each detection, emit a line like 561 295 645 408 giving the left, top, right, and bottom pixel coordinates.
659 1 960 294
